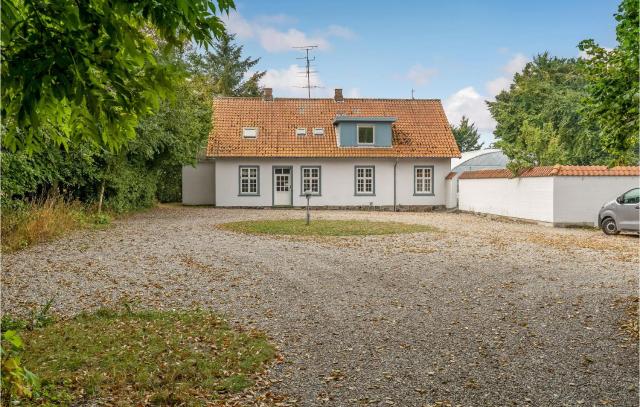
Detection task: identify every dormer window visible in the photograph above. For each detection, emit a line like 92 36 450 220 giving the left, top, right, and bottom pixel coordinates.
357 125 374 144
242 127 258 139
296 128 307 137
313 127 324 136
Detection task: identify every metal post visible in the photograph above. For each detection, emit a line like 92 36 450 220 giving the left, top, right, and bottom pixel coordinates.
305 193 311 225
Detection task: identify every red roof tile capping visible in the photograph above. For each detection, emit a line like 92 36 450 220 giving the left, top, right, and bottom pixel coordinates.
458 165 640 179
207 97 461 158
445 171 457 180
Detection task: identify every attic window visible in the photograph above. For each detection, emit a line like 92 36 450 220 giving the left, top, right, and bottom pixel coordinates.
313 127 324 136
242 127 258 139
296 128 307 137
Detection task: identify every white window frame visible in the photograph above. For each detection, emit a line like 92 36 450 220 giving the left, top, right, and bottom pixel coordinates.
313 127 325 136
239 166 259 196
414 166 434 195
357 125 375 145
242 127 258 139
296 128 307 137
354 166 375 195
300 166 321 195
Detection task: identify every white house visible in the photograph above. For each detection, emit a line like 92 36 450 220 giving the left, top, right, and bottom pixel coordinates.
183 88 461 209
458 165 640 226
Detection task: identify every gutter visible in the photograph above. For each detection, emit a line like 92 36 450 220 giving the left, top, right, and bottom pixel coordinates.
393 158 398 212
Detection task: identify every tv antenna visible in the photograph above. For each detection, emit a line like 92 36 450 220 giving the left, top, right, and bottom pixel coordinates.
293 45 320 98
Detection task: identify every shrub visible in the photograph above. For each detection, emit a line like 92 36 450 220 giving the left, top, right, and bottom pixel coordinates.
1 197 110 252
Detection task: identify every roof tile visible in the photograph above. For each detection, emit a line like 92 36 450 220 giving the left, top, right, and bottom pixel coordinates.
207 98 461 158
458 165 640 179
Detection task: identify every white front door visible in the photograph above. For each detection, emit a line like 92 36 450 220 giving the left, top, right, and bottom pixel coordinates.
273 167 292 206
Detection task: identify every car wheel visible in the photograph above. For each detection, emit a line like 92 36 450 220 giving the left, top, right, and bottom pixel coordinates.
601 218 619 235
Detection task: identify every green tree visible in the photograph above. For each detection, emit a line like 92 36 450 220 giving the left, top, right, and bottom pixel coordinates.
487 53 605 168
187 33 265 97
450 116 484 152
578 0 639 165
1 0 233 153
2 49 215 210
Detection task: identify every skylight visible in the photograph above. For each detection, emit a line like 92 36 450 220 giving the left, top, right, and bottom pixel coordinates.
242 127 258 139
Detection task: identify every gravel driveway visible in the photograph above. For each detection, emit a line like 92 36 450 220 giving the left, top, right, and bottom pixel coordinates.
3 207 638 406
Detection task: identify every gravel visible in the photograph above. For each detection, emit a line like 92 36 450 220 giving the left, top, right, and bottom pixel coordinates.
2 206 638 406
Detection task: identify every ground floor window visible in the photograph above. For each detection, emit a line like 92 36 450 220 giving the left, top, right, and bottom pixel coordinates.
301 166 321 195
239 166 259 195
414 166 433 195
355 166 375 195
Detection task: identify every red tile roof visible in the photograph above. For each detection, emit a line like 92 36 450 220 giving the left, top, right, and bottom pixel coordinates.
458 165 640 179
445 171 457 180
207 97 461 158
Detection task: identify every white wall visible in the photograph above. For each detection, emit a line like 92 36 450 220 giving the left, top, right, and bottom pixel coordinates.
458 177 555 223
445 178 457 209
214 158 450 207
553 176 639 226
182 162 215 205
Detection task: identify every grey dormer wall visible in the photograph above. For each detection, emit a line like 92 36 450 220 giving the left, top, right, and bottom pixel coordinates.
337 122 393 147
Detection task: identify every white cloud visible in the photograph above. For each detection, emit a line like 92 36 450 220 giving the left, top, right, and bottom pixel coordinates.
224 11 254 39
403 64 438 86
257 27 330 52
485 76 511 96
484 53 530 96
260 64 329 97
444 86 495 132
503 53 529 75
223 12 353 53
444 53 529 136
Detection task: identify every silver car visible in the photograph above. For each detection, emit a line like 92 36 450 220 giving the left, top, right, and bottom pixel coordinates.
598 187 640 235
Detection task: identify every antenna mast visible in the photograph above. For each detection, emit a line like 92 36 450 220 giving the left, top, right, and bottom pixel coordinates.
293 45 319 98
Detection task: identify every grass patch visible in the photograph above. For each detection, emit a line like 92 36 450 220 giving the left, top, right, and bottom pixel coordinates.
218 219 437 236
1 197 111 253
17 309 276 405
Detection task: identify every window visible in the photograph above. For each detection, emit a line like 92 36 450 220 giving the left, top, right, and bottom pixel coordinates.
296 128 307 137
357 125 374 144
355 166 375 195
301 166 321 195
622 188 640 204
313 127 324 136
239 166 259 195
414 166 433 195
242 127 258 139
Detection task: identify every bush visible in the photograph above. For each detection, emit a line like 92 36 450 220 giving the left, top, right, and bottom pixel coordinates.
156 164 182 203
1 197 110 252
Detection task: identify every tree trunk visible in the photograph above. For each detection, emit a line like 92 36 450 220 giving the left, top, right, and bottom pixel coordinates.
97 178 106 214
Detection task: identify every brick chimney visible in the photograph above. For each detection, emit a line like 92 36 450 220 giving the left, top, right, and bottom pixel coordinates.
263 87 273 101
334 88 344 102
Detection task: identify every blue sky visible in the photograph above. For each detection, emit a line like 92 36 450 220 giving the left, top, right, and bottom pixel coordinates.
222 1 620 145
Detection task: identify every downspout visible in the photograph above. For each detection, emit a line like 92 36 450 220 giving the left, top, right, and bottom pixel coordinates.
393 158 398 212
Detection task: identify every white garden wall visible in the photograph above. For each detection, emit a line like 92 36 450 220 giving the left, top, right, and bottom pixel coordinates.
553 176 639 226
445 178 457 209
213 157 451 207
458 175 639 226
458 177 555 223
